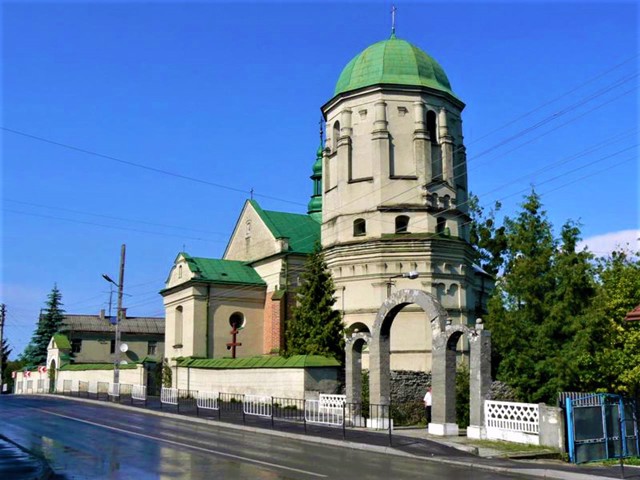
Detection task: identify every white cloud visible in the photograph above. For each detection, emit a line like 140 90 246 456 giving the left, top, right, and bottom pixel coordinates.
578 229 640 256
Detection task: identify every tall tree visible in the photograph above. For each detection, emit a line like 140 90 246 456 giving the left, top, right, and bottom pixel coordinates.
572 250 640 397
22 285 65 366
468 194 508 277
285 242 345 362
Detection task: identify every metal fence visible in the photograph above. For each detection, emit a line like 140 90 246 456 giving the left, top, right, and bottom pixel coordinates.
50 384 398 445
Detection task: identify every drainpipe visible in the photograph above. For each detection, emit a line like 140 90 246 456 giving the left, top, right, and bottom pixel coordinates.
206 284 211 358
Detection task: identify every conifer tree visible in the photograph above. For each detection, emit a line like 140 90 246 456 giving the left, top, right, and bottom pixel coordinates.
22 285 65 366
285 242 345 362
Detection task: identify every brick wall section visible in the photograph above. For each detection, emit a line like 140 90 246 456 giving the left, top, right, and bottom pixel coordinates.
263 293 284 354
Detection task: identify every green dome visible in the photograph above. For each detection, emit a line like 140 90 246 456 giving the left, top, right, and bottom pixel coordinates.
334 36 455 97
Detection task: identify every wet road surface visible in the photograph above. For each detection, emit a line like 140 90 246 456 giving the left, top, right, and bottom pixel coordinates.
1 395 535 479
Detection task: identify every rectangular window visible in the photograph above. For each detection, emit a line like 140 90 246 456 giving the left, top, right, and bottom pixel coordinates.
110 340 115 354
147 341 157 356
71 339 82 354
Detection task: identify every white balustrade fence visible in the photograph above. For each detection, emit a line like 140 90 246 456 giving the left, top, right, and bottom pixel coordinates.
161 387 178 405
305 399 344 426
485 400 540 445
132 385 147 401
243 395 272 417
197 391 219 410
108 383 120 397
319 394 346 413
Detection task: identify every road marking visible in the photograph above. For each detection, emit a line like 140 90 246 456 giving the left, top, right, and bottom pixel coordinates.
36 408 327 478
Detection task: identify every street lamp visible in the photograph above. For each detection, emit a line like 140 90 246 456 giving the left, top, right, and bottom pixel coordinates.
102 244 126 386
386 270 419 298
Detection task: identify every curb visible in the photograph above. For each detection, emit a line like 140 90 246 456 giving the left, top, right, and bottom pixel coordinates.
33 394 606 480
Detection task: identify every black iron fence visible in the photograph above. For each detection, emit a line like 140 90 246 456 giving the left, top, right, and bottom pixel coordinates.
50 384 401 445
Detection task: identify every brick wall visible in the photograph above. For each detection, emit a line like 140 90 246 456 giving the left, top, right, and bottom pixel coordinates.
263 292 284 354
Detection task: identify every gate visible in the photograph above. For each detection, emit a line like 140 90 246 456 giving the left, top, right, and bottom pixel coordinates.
565 393 639 463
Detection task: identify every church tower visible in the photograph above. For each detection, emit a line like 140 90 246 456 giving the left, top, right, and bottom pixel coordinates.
320 33 488 371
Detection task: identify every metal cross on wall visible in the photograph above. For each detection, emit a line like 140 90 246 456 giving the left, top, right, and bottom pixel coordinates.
226 322 242 359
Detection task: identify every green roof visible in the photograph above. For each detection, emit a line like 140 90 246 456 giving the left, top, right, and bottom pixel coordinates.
183 254 266 286
250 200 320 254
334 36 458 100
59 363 138 371
178 355 340 369
53 333 71 350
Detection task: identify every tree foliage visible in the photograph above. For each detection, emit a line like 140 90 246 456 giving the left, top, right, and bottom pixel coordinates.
21 285 65 366
484 191 595 402
285 242 345 362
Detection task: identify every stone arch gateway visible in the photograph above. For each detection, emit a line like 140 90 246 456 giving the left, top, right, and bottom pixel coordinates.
360 289 492 437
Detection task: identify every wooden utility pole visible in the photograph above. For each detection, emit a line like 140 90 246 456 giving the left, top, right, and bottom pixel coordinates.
114 244 126 385
0 304 5 389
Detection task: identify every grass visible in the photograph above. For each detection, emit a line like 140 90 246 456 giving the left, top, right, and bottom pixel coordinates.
466 439 559 454
601 457 640 466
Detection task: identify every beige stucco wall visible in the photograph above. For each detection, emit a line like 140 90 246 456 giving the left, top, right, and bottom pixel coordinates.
224 201 285 262
54 366 145 391
174 367 338 399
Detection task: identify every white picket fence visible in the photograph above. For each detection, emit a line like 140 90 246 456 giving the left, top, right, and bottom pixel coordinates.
132 385 147 401
485 400 540 445
161 387 178 405
244 395 272 417
196 391 219 410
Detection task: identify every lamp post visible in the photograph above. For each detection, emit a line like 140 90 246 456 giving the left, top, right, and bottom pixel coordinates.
386 270 419 298
102 244 126 385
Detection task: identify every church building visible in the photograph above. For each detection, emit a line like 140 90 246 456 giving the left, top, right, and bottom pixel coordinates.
161 30 491 372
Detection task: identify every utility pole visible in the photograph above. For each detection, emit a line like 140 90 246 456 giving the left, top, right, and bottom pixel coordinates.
0 304 5 389
103 244 126 386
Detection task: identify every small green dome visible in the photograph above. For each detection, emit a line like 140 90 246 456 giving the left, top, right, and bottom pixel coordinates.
334 36 455 97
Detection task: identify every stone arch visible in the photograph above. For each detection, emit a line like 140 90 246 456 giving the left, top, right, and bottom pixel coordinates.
366 288 491 436
345 332 371 403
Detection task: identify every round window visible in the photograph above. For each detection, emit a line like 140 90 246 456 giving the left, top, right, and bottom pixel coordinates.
229 312 245 330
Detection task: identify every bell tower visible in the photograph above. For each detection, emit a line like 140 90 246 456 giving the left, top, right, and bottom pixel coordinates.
320 34 485 372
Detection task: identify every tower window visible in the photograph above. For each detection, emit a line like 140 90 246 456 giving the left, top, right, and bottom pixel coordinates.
333 121 341 151
436 217 446 234
353 218 366 236
395 215 410 234
426 110 437 143
174 306 183 347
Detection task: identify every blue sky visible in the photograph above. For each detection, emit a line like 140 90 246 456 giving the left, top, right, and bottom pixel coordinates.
2 1 638 359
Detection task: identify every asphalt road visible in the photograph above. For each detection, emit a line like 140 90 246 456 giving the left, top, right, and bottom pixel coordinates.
1 395 535 479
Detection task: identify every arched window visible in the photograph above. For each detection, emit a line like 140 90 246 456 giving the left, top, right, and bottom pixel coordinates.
353 218 366 236
178 265 183 279
436 217 446 234
426 110 437 143
175 306 183 346
395 215 410 234
431 193 439 208
442 195 451 210
333 121 341 151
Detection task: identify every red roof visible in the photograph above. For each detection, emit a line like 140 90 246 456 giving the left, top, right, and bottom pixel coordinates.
625 304 640 322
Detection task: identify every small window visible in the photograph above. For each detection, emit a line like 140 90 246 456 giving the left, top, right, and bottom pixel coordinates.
426 110 437 143
353 218 366 236
229 312 245 330
175 306 184 346
148 341 157 356
178 265 183 279
437 217 446 234
110 340 115 354
333 121 341 151
395 215 410 234
71 339 82 354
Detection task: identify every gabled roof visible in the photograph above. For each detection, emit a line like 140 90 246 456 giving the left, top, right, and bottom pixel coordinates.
61 315 164 334
249 200 320 254
183 254 266 286
625 304 640 322
178 355 340 369
53 333 71 350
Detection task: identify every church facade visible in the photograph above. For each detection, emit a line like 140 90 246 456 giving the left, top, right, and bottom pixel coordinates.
161 32 491 372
